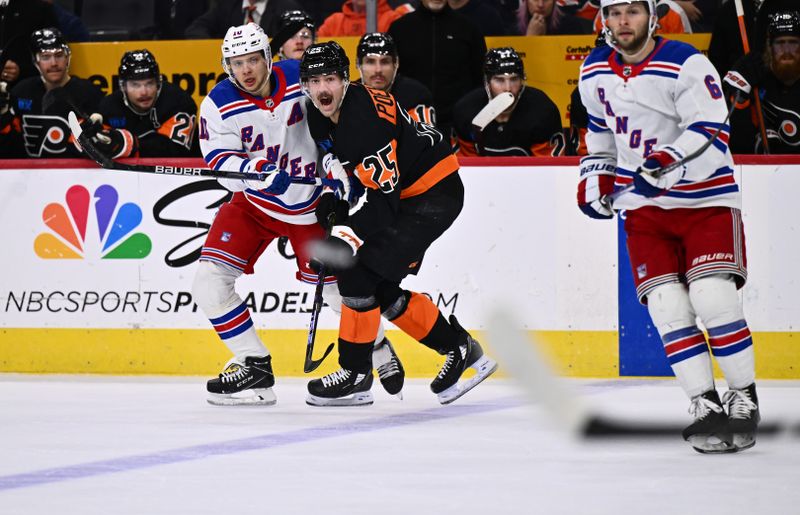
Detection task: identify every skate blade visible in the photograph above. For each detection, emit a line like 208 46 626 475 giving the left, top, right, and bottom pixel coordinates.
207 388 277 406
306 391 374 407
688 434 737 454
379 378 405 397
732 432 756 451
437 356 498 405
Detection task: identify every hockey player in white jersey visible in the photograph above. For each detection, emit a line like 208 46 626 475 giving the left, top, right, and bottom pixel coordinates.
194 23 403 406
577 0 759 453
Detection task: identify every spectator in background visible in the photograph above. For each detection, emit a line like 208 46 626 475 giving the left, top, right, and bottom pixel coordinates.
672 0 719 33
92 50 198 158
590 0 692 34
273 10 316 60
317 0 413 37
453 47 564 156
447 0 508 36
185 0 302 39
0 28 104 158
725 10 800 154
154 0 210 39
41 0 90 42
297 0 353 26
389 0 486 140
355 32 436 125
524 0 593 35
709 0 795 78
0 0 59 87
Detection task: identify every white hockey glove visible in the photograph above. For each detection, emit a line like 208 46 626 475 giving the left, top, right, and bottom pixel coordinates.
0 81 10 116
633 146 686 198
577 156 616 219
723 70 751 97
322 153 350 201
309 225 362 273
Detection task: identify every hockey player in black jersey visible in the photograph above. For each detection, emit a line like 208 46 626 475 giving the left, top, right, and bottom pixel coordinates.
299 42 497 407
725 11 800 154
0 28 103 158
92 50 198 158
453 47 565 157
354 32 436 126
273 10 316 61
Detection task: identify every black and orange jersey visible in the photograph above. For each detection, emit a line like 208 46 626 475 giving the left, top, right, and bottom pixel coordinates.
98 81 199 157
354 74 436 126
453 86 565 157
307 82 458 239
0 76 104 158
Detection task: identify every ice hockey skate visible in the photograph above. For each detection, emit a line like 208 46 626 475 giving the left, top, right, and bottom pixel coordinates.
431 316 498 405
682 390 735 454
373 338 405 398
206 355 276 406
723 383 760 451
306 367 374 407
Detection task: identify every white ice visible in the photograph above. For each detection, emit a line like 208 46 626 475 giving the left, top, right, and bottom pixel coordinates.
1 376 798 515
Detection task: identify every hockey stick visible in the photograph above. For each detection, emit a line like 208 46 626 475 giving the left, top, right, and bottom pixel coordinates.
486 308 785 439
303 213 336 373
68 111 337 186
734 0 770 154
471 91 514 133
601 95 739 207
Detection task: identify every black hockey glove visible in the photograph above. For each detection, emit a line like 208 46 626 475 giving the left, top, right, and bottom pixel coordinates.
308 226 361 274
315 192 349 229
723 52 766 102
92 128 138 159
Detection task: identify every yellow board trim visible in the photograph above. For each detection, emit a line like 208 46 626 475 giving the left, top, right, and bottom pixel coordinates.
1 329 796 378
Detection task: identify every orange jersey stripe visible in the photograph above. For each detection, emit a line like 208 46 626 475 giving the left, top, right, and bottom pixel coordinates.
400 153 459 199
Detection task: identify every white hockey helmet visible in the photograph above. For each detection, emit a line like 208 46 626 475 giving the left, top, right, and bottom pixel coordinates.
600 0 658 54
221 23 272 87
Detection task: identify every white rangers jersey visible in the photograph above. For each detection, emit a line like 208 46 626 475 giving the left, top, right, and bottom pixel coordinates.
199 59 321 224
579 37 740 210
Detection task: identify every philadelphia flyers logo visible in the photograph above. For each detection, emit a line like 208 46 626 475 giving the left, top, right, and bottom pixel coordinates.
21 115 73 157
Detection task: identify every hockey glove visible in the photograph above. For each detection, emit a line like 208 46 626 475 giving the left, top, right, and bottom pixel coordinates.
577 156 616 219
239 160 291 194
92 128 138 159
315 192 349 229
633 147 685 198
322 153 352 202
308 225 362 273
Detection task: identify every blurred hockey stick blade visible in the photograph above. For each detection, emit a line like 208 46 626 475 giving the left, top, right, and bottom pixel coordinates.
471 92 514 132
486 308 785 439
602 93 741 207
67 111 338 185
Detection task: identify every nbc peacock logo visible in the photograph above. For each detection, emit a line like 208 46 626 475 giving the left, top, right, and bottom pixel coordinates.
34 184 152 259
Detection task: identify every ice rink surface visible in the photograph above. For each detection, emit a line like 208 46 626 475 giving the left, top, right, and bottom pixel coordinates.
1 376 798 515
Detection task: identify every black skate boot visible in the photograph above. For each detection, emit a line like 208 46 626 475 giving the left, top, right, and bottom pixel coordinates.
373 338 405 398
306 368 374 407
682 389 735 454
723 383 760 451
430 316 498 405
207 355 276 406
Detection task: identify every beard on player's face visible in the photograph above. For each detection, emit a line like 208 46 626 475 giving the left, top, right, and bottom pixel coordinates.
770 46 800 85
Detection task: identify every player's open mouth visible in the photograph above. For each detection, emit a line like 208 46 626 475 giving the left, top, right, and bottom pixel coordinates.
244 78 256 87
318 94 333 107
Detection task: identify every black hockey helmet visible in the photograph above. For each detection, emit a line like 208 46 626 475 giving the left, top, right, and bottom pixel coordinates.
768 11 800 42
300 41 350 82
118 50 162 114
279 9 316 36
484 47 524 80
356 33 397 63
30 27 70 59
